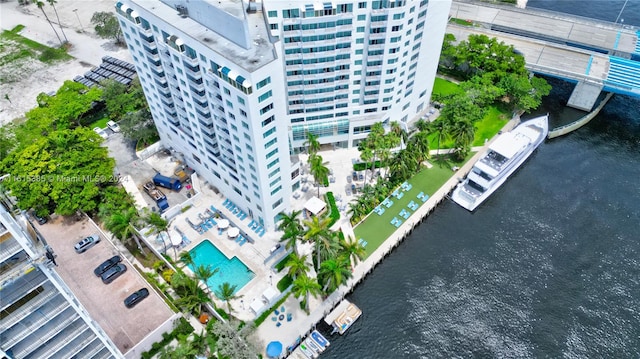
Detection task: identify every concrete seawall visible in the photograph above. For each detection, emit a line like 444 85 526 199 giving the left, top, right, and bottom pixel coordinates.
284 115 522 357
548 92 614 139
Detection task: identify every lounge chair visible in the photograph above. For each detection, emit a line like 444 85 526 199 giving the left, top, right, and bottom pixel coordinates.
276 322 282 327
287 313 292 322
275 309 279 315
239 238 247 246
271 316 277 321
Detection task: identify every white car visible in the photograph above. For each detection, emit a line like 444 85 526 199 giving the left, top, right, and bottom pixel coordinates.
93 127 108 139
107 120 121 133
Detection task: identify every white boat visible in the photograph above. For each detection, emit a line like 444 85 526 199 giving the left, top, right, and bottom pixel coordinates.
451 115 549 211
324 300 362 335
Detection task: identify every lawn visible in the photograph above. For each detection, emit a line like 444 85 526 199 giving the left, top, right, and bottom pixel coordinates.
472 106 509 146
432 77 463 97
0 25 71 66
353 155 471 258
427 105 509 150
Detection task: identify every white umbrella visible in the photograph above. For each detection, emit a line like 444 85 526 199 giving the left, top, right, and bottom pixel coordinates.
217 219 229 229
227 227 240 238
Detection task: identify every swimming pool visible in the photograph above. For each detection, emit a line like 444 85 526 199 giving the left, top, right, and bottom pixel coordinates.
188 240 255 295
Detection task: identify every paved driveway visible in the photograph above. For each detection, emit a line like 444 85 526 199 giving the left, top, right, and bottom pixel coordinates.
35 216 174 354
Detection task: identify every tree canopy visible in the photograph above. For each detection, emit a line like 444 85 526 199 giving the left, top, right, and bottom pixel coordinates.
0 81 117 216
1 128 115 215
91 12 123 44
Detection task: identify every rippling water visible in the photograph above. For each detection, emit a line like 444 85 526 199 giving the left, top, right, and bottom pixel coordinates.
320 3 640 357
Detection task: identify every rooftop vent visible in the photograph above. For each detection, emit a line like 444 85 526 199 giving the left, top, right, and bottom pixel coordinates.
247 0 258 13
176 5 188 17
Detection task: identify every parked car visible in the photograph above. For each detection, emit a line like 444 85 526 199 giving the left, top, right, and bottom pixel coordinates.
93 127 108 139
93 255 122 276
124 288 149 308
31 212 48 225
107 120 121 133
101 263 127 284
74 234 101 254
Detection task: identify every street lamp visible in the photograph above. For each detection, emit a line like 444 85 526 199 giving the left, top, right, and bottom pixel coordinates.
240 299 244 310
73 9 84 32
269 274 273 285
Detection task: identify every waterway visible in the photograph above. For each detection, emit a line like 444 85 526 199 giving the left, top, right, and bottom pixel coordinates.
321 2 640 357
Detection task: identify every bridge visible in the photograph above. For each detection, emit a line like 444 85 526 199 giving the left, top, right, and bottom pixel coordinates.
448 1 640 110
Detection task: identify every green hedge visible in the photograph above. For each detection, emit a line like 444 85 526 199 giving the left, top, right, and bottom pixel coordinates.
254 293 291 327
325 192 340 227
140 317 194 359
274 253 292 273
277 275 293 292
353 160 384 171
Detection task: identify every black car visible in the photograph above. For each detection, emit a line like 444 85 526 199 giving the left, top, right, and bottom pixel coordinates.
32 212 48 225
124 288 149 308
101 263 127 284
94 256 122 276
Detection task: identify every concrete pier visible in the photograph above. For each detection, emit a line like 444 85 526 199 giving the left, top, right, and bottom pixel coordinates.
567 81 604 111
548 92 614 138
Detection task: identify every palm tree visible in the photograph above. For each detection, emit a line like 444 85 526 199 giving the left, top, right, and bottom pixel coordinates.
428 119 448 155
215 282 241 318
105 207 144 251
347 196 368 224
193 264 219 294
46 0 68 43
285 252 310 279
390 121 408 149
449 118 475 159
367 123 386 181
358 145 373 184
179 252 194 269
277 210 303 253
303 215 334 271
291 274 322 313
32 0 63 46
175 289 211 315
309 154 329 197
304 132 320 156
409 131 431 165
318 257 352 293
339 236 366 269
145 211 175 258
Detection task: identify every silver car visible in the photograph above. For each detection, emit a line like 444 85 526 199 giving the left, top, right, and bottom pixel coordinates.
74 234 101 253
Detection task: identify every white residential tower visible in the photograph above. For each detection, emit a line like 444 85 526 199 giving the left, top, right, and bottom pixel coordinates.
115 0 451 229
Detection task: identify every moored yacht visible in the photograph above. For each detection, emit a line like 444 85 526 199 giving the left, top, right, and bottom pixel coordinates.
451 115 549 211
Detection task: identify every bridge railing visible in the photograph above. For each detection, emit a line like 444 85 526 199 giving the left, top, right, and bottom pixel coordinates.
526 63 603 84
452 0 638 32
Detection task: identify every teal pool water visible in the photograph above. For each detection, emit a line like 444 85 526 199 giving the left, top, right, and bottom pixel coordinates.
188 240 255 295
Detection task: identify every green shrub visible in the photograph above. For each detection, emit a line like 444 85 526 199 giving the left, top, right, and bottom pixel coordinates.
38 47 70 63
277 275 293 292
140 317 194 359
325 192 340 227
353 160 384 171
274 253 292 273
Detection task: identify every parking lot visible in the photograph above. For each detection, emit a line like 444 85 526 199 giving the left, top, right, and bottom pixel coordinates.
34 216 175 354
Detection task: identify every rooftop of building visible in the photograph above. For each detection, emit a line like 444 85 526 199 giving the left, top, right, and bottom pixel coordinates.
130 0 277 72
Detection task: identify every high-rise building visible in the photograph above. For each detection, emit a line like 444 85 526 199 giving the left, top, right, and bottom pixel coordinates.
115 0 451 230
0 205 121 359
